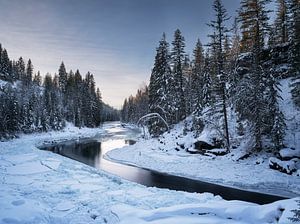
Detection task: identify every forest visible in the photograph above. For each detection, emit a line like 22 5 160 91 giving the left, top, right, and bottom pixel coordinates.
0 47 119 138
121 0 300 152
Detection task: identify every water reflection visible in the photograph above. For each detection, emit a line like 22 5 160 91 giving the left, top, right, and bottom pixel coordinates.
51 141 102 167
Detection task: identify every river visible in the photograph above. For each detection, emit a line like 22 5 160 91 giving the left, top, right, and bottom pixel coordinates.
40 121 287 205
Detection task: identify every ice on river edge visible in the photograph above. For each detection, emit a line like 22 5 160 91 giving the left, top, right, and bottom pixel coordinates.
0 122 299 223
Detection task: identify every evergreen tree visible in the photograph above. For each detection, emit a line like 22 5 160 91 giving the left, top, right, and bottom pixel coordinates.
239 0 271 53
58 62 68 94
190 39 205 115
16 57 25 81
65 70 76 123
95 87 103 125
183 54 192 116
148 33 172 135
234 0 278 150
1 49 10 79
267 73 286 149
288 0 300 107
25 59 33 85
202 51 213 107
170 29 186 123
274 0 289 45
208 0 231 150
33 71 42 86
74 69 83 127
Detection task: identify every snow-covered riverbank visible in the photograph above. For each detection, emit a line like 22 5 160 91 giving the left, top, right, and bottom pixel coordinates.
107 79 300 198
0 122 298 223
106 133 300 198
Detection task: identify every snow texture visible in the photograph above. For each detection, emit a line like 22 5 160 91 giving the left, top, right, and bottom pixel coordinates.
0 122 298 223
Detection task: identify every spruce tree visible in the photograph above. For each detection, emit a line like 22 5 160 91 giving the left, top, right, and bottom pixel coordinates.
148 33 172 136
58 62 68 94
74 69 83 127
289 0 300 107
274 0 289 45
25 59 33 85
1 49 10 79
208 0 231 150
16 57 25 81
267 73 286 149
33 71 42 86
170 29 186 123
190 39 205 115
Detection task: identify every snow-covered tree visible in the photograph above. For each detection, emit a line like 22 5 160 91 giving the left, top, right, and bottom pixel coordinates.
207 0 231 150
288 0 300 107
170 29 186 123
190 39 205 115
25 59 33 85
58 62 67 94
148 33 172 136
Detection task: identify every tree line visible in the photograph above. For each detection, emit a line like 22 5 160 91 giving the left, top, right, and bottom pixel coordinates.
0 45 119 138
121 0 300 151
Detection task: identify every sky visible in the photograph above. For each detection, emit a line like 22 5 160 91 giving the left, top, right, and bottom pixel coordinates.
0 0 242 108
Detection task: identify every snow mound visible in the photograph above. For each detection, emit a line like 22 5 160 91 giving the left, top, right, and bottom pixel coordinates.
113 198 299 224
269 157 298 175
280 148 300 159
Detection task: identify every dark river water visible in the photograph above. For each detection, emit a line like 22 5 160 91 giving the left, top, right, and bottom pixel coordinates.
40 122 288 205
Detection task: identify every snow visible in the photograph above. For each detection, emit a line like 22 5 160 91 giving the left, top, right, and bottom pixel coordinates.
0 79 8 88
106 131 300 197
107 79 300 197
0 122 299 223
269 157 298 174
279 78 300 151
280 148 300 159
113 199 298 224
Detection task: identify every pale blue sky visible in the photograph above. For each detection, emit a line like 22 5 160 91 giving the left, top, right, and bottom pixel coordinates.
0 0 243 108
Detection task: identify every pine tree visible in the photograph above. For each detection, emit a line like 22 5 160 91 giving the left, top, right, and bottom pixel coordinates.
33 71 42 86
269 79 286 150
233 0 276 150
148 33 172 136
1 49 10 79
170 29 186 123
95 87 103 125
239 0 271 53
190 39 205 115
25 59 33 85
274 0 289 45
202 51 213 107
74 69 83 127
207 0 231 150
288 0 300 107
16 57 25 81
58 62 68 94
65 70 76 123
121 98 129 122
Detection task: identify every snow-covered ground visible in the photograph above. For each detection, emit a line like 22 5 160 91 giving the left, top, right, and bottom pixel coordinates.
106 129 300 198
0 122 299 223
106 79 300 198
